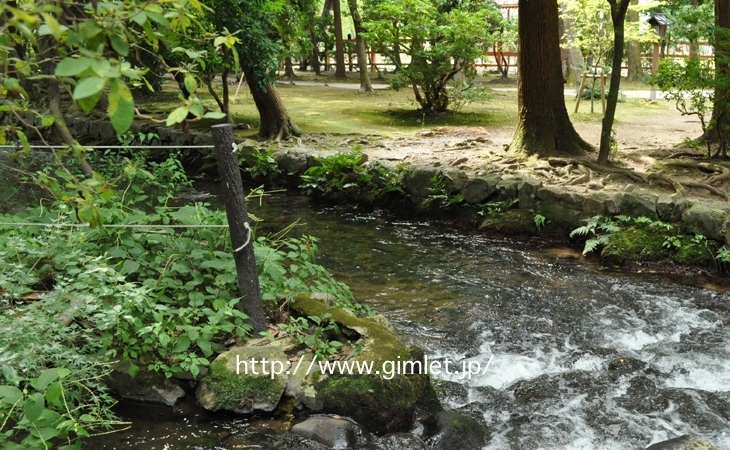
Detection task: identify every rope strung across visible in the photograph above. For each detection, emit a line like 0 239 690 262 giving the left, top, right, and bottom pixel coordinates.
0 222 229 228
0 145 216 149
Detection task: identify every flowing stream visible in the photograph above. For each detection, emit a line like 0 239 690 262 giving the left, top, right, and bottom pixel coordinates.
90 190 730 449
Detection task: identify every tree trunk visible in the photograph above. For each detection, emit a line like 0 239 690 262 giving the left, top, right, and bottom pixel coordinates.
561 2 584 84
598 0 631 164
510 0 591 157
347 0 373 93
244 69 301 141
714 0 730 157
211 124 267 333
311 31 321 75
333 0 347 78
284 56 296 79
626 0 642 82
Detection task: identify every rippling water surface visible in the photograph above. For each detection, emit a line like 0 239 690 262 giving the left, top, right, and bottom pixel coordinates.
90 191 730 449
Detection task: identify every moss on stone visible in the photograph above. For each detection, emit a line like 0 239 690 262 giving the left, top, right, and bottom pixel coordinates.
673 242 715 266
201 359 281 411
479 209 539 235
602 227 671 263
291 294 410 366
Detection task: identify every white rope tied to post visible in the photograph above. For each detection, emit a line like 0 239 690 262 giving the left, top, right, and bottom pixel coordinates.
231 142 238 154
233 222 251 253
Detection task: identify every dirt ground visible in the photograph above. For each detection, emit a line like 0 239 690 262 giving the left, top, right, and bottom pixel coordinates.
324 107 730 205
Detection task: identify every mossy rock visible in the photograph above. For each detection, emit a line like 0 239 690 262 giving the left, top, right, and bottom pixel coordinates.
602 227 671 263
290 294 441 435
681 203 730 241
479 209 539 235
673 242 715 267
535 200 583 232
197 346 290 414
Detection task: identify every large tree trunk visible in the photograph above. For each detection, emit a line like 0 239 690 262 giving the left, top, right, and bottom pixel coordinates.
284 56 296 79
244 69 301 141
333 0 347 78
626 0 642 82
347 0 373 93
311 31 321 75
561 2 584 84
598 0 631 164
714 0 730 157
510 0 591 157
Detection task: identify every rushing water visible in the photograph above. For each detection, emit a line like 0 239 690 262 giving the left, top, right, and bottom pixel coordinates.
90 190 730 449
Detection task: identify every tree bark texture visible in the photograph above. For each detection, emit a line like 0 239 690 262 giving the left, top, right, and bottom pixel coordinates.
598 0 631 164
311 30 321 75
333 0 347 78
510 0 591 157
560 2 584 84
714 0 730 157
626 0 642 82
243 69 301 140
212 124 267 333
284 56 296 79
347 0 373 93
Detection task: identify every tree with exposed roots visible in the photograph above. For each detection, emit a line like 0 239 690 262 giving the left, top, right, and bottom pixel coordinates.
207 0 302 140
510 0 592 157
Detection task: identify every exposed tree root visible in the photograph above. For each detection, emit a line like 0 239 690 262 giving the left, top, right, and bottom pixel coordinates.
547 158 647 183
666 151 707 159
547 157 729 200
681 181 730 200
662 160 724 173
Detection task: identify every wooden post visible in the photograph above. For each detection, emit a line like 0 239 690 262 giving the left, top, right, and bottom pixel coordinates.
650 42 660 100
212 124 267 333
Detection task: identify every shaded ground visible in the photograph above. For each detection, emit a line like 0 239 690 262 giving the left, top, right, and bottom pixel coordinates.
141 74 730 204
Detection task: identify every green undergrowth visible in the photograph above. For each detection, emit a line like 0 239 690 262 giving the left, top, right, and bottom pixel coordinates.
570 215 727 268
0 149 359 449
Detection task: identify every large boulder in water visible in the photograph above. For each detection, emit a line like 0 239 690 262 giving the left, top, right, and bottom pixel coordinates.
197 338 298 414
105 359 185 407
290 294 442 435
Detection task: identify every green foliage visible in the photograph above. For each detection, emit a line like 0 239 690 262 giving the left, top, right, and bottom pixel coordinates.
299 148 372 195
0 0 234 144
0 297 128 449
363 0 501 113
561 0 658 73
0 153 361 447
533 212 547 231
277 313 344 358
717 246 730 263
448 77 491 113
423 175 464 208
651 58 715 156
668 3 715 49
570 215 717 266
477 198 519 219
244 146 282 179
254 234 363 313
